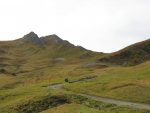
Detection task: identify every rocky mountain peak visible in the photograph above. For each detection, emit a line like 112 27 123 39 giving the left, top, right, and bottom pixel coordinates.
22 32 43 45
23 32 39 39
40 34 64 45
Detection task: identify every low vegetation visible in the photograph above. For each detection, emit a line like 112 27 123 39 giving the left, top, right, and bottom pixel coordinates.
64 61 150 104
0 33 150 113
99 39 150 66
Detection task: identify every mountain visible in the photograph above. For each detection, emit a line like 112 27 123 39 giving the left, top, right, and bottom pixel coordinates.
19 32 68 45
20 32 43 45
0 32 150 76
98 39 150 66
0 32 150 113
0 32 102 75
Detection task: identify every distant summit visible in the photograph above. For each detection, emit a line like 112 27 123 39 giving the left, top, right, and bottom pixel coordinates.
41 34 64 45
23 32 38 39
20 32 68 46
21 32 43 45
19 32 86 50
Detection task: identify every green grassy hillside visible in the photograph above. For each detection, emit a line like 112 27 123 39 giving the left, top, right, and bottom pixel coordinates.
0 32 150 113
0 32 104 76
64 61 150 104
99 39 150 66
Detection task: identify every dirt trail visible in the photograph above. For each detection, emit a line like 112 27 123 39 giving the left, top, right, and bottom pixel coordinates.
78 94 150 110
49 84 150 110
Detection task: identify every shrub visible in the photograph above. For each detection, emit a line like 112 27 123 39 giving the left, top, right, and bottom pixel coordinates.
65 78 69 82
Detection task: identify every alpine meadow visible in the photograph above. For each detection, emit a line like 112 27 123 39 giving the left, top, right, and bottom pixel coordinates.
0 0 150 113
0 32 150 113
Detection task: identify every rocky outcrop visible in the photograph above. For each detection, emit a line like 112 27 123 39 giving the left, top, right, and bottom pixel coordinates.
40 34 64 45
20 32 65 46
21 32 43 45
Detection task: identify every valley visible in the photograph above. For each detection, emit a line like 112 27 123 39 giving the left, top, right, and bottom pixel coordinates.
0 32 150 113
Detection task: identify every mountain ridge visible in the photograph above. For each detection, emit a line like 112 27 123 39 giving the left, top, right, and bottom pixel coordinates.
98 39 150 66
0 32 103 76
0 32 150 68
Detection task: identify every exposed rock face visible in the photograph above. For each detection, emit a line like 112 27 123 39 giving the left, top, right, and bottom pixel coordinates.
20 32 65 46
22 32 43 45
40 34 64 45
19 32 86 52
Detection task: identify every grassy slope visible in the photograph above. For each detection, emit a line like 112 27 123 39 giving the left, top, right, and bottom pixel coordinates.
0 84 148 113
0 37 106 112
0 38 104 86
99 39 150 66
40 103 100 113
64 61 150 104
0 36 150 113
40 103 147 113
1 61 150 112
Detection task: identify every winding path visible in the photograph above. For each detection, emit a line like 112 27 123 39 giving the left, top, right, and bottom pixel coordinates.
78 94 150 110
48 84 150 110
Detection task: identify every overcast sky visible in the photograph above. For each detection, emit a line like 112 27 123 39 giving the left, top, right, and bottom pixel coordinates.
0 0 150 52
